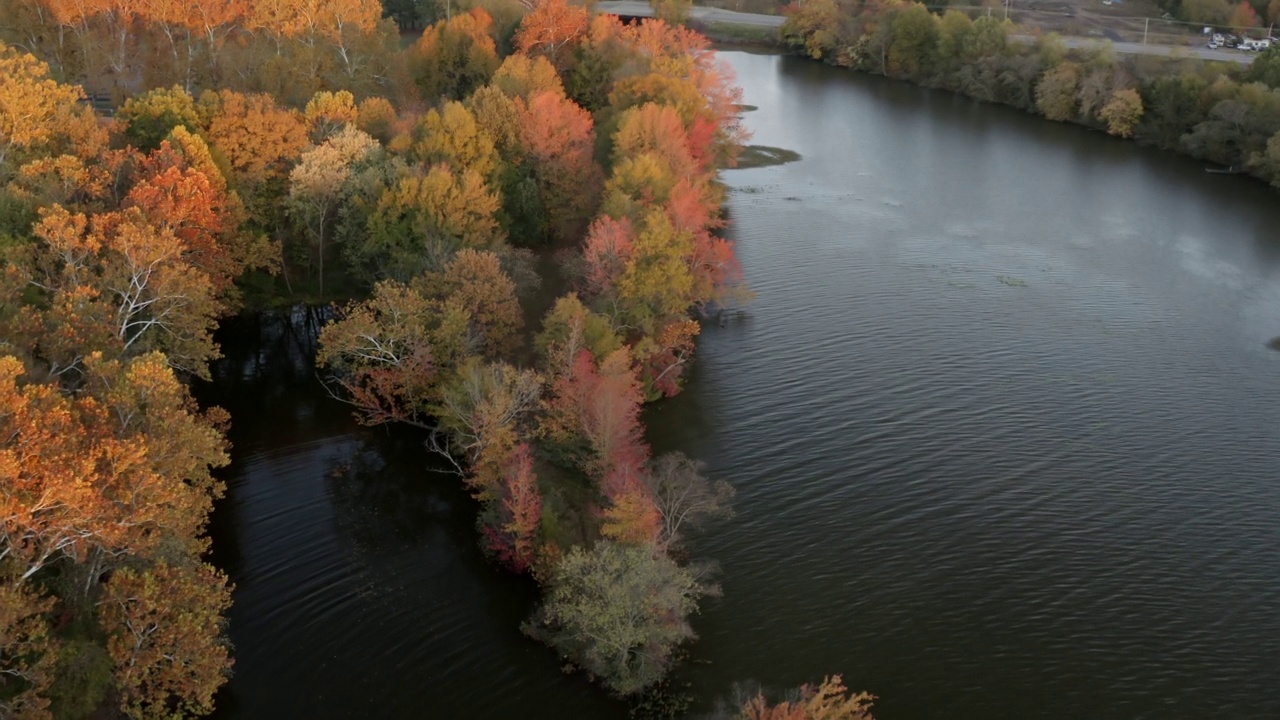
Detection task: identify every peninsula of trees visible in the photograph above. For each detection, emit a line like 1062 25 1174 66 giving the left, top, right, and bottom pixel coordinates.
0 0 876 717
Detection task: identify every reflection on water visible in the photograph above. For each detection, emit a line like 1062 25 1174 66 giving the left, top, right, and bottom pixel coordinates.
206 52 1280 719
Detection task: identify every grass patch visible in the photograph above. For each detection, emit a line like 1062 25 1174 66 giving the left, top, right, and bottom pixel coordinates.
1268 336 1280 351
997 275 1028 287
694 20 781 46
732 144 801 169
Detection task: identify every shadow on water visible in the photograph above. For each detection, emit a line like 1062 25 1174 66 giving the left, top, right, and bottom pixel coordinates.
200 310 624 719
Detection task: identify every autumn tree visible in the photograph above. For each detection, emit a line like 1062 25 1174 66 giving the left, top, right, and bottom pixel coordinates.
410 8 501 101
741 675 876 720
1035 61 1081 122
481 443 543 572
780 0 844 62
535 292 623 373
356 163 503 281
514 0 590 77
356 96 398 143
433 359 542 494
0 42 102 179
117 85 202 152
566 13 630 112
1100 88 1144 138
425 248 524 358
288 125 380 295
537 345 645 479
518 90 603 243
125 127 270 301
492 52 566 101
21 205 224 378
0 583 56 720
201 89 309 224
527 541 705 696
615 208 697 332
887 3 938 81
410 101 501 184
317 279 449 427
632 317 700 398
583 214 636 300
101 561 233 720
303 89 359 143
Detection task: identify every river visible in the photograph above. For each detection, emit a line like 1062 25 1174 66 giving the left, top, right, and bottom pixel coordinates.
203 51 1280 719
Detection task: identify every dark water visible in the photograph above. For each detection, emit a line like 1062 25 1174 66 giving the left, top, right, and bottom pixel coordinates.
206 52 1280 718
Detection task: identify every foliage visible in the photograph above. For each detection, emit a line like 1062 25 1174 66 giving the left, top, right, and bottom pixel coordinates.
529 541 704 696
316 278 448 427
1035 61 1081 122
536 292 624 371
411 8 502 101
514 0 590 76
357 163 504 281
1101 88 1145 138
740 675 876 720
1245 45 1280 90
0 42 100 179
101 561 233 720
288 125 380 294
117 86 202 152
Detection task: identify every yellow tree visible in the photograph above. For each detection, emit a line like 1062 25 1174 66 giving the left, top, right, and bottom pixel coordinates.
425 248 524 358
411 101 500 184
616 207 695 332
492 53 566 101
303 89 359 143
410 8 500 101
0 42 102 178
359 164 504 281
288 126 379 295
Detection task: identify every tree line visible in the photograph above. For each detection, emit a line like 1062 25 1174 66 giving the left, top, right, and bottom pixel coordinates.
781 0 1280 188
1 0 876 716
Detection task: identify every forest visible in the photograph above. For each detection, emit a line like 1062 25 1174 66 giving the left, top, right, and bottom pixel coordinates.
781 0 1280 189
0 0 877 717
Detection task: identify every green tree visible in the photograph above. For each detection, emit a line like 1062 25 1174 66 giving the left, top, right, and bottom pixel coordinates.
1245 45 1280 89
117 86 202 152
888 4 940 81
527 541 705 696
1035 61 1082 122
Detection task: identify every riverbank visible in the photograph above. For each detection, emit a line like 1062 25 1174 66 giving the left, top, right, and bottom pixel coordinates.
779 0 1280 192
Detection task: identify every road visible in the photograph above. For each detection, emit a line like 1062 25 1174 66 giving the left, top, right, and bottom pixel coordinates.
1047 36 1255 64
597 1 786 28
595 1 1255 64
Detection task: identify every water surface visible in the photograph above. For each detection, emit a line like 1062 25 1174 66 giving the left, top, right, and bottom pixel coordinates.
208 52 1280 719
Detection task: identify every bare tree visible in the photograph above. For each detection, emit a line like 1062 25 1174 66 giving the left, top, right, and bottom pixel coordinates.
644 452 735 550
